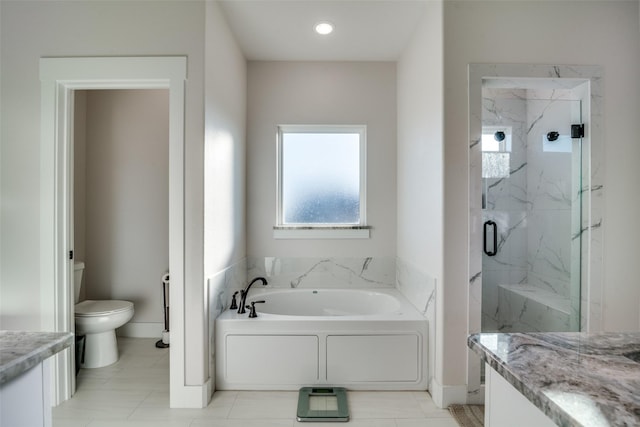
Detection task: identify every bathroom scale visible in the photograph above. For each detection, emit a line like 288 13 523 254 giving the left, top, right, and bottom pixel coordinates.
297 387 349 422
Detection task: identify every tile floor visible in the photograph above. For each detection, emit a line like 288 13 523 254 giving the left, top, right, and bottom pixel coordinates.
54 338 458 427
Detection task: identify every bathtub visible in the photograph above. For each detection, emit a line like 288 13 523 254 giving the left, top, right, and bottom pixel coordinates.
215 288 428 390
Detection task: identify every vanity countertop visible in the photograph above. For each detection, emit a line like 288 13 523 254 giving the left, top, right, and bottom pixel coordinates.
0 330 74 385
468 332 640 427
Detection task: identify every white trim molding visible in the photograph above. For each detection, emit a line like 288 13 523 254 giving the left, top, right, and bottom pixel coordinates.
275 124 368 229
430 377 470 408
273 226 371 239
39 56 188 406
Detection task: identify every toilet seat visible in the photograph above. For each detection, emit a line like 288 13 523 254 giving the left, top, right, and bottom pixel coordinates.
75 300 133 317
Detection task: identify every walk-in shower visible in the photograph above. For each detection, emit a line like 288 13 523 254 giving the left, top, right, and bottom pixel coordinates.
480 87 583 333
466 63 604 399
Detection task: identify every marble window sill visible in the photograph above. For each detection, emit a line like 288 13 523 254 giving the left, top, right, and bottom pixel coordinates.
273 226 371 239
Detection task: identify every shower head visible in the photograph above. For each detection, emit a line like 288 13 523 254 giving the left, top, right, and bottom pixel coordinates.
494 131 506 142
547 131 559 142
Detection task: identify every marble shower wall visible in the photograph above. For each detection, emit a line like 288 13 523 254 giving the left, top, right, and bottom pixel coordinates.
525 91 581 303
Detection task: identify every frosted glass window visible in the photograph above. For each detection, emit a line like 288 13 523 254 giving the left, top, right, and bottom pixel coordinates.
278 126 365 225
482 152 511 178
482 126 512 178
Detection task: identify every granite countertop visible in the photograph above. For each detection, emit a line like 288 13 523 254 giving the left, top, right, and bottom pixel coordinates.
0 330 74 385
468 332 640 427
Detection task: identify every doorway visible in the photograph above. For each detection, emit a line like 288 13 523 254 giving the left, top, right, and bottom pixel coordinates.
466 63 604 401
73 88 169 361
480 91 582 334
39 57 186 406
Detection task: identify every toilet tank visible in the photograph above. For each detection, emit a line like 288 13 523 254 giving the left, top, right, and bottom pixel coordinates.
73 261 85 304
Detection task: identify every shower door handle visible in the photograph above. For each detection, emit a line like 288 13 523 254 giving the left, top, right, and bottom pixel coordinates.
483 220 497 257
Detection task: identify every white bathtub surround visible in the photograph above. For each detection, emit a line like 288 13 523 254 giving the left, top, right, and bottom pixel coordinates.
396 256 437 387
209 259 248 321
247 256 395 289
240 256 435 389
396 257 436 315
207 258 247 393
216 288 428 391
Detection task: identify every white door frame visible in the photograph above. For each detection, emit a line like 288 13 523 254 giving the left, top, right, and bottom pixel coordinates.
465 63 604 405
39 57 187 406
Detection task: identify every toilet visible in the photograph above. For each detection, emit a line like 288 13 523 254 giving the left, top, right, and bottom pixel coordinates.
74 261 134 369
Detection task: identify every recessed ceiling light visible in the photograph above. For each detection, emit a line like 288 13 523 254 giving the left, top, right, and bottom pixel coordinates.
314 21 334 36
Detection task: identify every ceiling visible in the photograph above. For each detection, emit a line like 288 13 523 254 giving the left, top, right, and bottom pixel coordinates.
218 1 429 61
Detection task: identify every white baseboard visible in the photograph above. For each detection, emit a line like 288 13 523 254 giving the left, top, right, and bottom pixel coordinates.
117 322 164 338
170 378 212 408
430 377 475 408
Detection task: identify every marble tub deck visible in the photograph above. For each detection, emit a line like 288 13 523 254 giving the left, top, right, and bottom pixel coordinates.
0 330 74 384
468 332 640 427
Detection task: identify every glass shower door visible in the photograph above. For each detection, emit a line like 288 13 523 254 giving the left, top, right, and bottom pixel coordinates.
480 89 582 333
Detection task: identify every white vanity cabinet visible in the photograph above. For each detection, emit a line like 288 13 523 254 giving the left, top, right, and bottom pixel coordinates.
0 359 52 427
0 331 74 427
484 365 556 427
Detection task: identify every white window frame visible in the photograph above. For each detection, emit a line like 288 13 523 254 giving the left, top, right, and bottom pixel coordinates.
274 124 370 239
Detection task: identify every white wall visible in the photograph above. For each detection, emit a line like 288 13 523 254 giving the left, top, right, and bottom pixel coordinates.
397 1 443 275
78 89 169 326
246 61 397 257
204 1 247 279
396 0 444 394
0 0 207 388
204 0 248 393
443 0 640 390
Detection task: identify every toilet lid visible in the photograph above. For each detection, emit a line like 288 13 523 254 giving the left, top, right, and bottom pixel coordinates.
75 300 133 317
